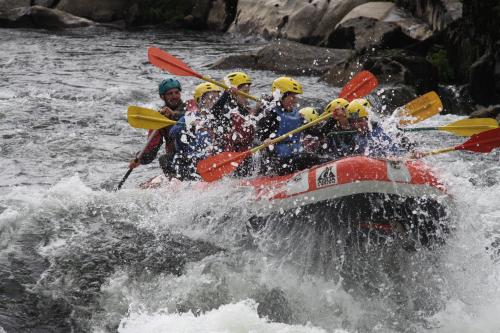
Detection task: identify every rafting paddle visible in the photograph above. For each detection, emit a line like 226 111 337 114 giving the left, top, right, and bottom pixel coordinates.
416 127 500 158
116 128 161 190
339 71 378 101
128 105 177 130
148 47 259 102
396 91 443 125
402 118 499 137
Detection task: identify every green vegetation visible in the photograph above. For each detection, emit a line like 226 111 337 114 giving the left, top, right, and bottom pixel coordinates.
427 48 455 83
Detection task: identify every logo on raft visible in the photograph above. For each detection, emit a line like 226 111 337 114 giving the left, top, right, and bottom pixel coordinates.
316 165 337 188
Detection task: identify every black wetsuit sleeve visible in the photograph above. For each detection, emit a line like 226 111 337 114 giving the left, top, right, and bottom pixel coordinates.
256 110 279 142
137 129 168 165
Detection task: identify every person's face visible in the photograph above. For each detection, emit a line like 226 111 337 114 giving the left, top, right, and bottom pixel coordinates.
350 117 369 133
235 83 251 106
199 91 221 111
281 93 299 111
161 88 182 108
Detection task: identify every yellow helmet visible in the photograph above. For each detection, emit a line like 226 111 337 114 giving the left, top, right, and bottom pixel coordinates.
271 77 303 95
299 107 320 123
347 99 371 119
225 72 252 88
323 98 349 115
193 82 222 102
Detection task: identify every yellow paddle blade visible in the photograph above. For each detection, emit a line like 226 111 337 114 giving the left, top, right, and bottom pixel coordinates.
398 91 443 125
439 118 499 136
127 106 176 130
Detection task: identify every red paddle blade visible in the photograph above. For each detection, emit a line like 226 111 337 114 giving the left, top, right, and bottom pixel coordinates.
148 47 201 78
197 151 251 182
339 70 378 101
456 127 500 153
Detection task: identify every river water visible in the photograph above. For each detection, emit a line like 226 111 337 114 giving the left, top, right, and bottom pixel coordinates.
0 27 499 333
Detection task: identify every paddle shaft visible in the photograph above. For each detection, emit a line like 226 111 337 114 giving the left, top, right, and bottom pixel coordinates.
403 125 496 132
402 127 438 132
418 147 456 158
250 112 332 154
117 129 159 190
200 75 259 102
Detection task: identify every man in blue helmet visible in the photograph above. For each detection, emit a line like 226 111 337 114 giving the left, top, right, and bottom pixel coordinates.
128 78 186 176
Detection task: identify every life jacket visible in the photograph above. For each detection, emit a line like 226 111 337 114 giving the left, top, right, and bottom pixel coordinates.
223 111 255 152
274 107 303 158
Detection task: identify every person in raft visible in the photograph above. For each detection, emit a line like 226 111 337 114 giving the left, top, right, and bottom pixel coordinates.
209 71 257 176
128 78 186 176
256 76 323 175
167 82 223 180
342 99 407 157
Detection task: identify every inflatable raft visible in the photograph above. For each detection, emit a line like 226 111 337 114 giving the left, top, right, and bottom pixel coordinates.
142 156 453 248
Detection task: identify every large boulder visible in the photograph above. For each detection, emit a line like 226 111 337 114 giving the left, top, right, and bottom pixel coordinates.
321 49 439 94
55 0 130 22
211 39 354 76
228 0 371 44
327 17 417 51
0 5 94 29
338 1 395 24
206 0 237 31
395 0 462 31
337 2 433 41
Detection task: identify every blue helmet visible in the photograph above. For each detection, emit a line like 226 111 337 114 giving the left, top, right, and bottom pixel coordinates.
158 78 182 95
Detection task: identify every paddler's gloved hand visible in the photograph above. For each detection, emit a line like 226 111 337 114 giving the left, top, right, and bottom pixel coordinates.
159 106 176 118
303 135 320 152
408 151 425 159
255 94 274 115
128 158 140 169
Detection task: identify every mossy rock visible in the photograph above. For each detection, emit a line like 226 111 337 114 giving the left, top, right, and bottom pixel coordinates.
426 47 455 83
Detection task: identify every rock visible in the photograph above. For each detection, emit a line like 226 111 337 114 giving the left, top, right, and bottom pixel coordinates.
0 6 95 29
311 0 373 45
338 1 396 25
186 0 212 28
228 0 371 45
468 105 500 119
254 288 292 324
436 84 474 115
55 0 129 22
211 40 354 76
207 0 237 31
374 85 418 114
469 51 497 106
387 8 433 41
321 49 439 95
33 0 56 7
327 17 417 51
340 2 433 41
211 54 258 71
0 0 29 12
395 0 462 31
